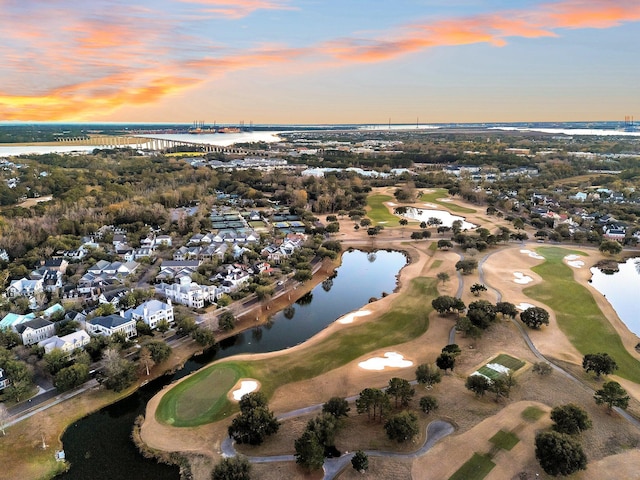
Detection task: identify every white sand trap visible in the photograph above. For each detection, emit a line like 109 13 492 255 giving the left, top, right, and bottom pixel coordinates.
439 198 453 203
358 352 413 371
516 302 535 311
231 380 259 401
422 203 440 209
338 309 372 324
520 249 545 260
564 255 585 268
513 272 533 284
387 202 397 206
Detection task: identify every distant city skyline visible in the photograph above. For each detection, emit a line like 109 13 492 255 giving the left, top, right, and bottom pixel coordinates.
1 0 639 124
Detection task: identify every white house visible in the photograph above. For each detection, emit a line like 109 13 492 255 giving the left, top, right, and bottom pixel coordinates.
7 278 44 297
38 330 91 354
125 299 174 329
86 314 137 338
14 317 55 346
156 277 216 309
0 367 9 391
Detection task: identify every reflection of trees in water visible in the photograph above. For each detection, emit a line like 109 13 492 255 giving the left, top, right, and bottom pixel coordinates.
283 305 296 320
367 252 377 263
252 327 263 342
263 316 274 330
296 292 314 306
636 259 640 275
322 278 333 292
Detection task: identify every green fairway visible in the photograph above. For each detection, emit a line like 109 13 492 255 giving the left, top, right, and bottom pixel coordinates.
156 277 437 427
421 188 476 214
449 453 495 480
525 247 640 383
521 406 545 422
366 194 401 226
489 430 519 451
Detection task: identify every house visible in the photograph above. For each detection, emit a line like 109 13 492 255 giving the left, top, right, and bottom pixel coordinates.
156 235 172 247
0 367 9 390
603 225 626 241
6 278 44 297
38 330 91 354
98 288 130 307
124 299 174 329
0 249 9 262
30 267 63 293
14 317 56 346
156 277 217 309
87 314 137 338
156 260 201 281
0 312 36 329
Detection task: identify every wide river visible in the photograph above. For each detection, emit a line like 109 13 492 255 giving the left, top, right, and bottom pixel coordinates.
57 249 407 479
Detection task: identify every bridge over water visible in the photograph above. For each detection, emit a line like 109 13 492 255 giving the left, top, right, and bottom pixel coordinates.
55 135 253 154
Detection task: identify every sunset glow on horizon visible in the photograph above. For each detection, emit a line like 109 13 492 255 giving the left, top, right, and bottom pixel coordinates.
1 0 638 124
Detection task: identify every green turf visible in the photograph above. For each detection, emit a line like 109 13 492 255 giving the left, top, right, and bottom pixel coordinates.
489 354 525 371
489 430 520 451
477 366 504 380
421 188 476 214
431 259 443 269
521 406 545 422
449 453 495 480
428 241 438 252
525 247 640 383
366 194 401 226
156 277 438 427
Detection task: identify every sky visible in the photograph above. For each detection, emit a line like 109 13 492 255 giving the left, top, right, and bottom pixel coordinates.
1 0 639 124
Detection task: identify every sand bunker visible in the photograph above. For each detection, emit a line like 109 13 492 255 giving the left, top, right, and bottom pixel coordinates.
422 203 440 209
516 302 535 311
231 380 259 401
513 272 533 284
387 202 397 206
358 352 413 371
564 255 585 268
520 249 545 260
337 309 372 324
439 198 453 202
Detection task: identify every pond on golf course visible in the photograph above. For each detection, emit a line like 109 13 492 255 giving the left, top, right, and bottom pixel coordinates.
57 249 407 479
590 257 640 337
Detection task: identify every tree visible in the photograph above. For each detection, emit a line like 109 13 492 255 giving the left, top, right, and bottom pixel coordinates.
43 348 69 376
191 326 217 347
138 347 155 376
228 392 280 445
436 272 450 285
322 397 350 419
175 315 197 336
387 377 415 408
211 455 252 480
467 300 497 329
0 404 9 436
437 239 453 250
294 429 325 471
465 375 490 397
495 302 518 319
0 328 21 349
145 340 172 363
441 344 461 357
384 411 419 443
419 395 438 414
351 450 369 474
1 359 34 402
535 431 587 476
431 295 465 315
356 388 390 422
54 363 89 391
490 373 516 401
551 404 592 435
156 319 170 336
519 306 550 329
599 240 622 255
219 311 236 332
436 352 455 372
470 283 487 296
594 381 630 411
415 363 442 388
582 353 618 377
305 413 339 449
532 362 553 376
102 348 137 392
455 259 478 275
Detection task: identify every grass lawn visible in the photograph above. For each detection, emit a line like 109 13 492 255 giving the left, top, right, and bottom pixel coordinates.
449 453 495 480
366 194 401 226
156 277 437 427
490 354 525 371
421 188 476 214
521 406 545 422
525 247 640 384
489 430 520 451
431 259 443 269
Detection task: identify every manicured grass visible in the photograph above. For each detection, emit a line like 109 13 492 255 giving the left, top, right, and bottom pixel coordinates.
490 354 525 371
521 406 545 422
156 277 437 427
449 453 495 480
366 194 401 226
431 259 443 269
428 241 438 252
525 247 640 384
489 430 520 451
477 366 505 380
421 188 476 214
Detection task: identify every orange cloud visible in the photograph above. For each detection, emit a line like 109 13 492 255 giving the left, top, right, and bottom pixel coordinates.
322 0 640 63
179 0 293 19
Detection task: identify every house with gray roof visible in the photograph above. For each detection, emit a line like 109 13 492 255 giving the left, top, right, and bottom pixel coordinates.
87 314 137 338
14 317 55 345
